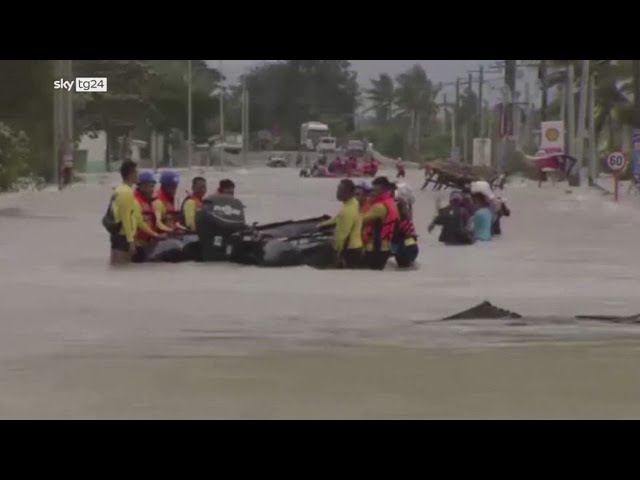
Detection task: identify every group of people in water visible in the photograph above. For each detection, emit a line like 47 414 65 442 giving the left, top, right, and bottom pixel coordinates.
105 159 509 268
318 176 419 270
105 160 236 265
428 181 510 245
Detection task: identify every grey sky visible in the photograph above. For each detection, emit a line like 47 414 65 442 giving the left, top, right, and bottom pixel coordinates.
208 60 496 85
206 60 540 105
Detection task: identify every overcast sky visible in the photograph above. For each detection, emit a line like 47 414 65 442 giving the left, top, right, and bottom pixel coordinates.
207 60 496 86
205 60 539 105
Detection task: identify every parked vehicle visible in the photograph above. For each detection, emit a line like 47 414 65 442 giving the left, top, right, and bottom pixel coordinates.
267 155 288 167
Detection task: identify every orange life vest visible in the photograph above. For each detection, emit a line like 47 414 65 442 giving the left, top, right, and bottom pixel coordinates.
134 190 156 242
154 188 180 229
362 193 399 249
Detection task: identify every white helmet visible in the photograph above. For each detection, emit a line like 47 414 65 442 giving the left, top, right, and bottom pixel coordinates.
395 182 415 205
471 180 495 200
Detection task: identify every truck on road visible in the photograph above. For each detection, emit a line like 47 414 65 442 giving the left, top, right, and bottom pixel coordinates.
300 122 330 151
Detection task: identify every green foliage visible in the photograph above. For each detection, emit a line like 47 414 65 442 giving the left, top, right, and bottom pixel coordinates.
0 60 54 181
0 123 37 192
354 125 405 158
243 60 360 141
394 65 440 120
366 74 395 123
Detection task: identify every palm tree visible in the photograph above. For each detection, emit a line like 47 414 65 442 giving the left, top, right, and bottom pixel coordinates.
365 73 395 124
543 60 633 150
394 64 441 157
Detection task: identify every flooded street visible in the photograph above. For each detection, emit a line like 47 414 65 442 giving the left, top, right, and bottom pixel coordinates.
2 167 640 418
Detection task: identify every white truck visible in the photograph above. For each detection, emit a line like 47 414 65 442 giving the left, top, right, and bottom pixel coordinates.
300 122 330 151
317 136 337 153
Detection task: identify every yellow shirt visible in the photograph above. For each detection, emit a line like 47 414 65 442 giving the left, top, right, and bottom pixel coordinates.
111 184 136 243
152 198 174 233
133 198 157 246
181 198 198 231
318 197 363 253
362 203 391 252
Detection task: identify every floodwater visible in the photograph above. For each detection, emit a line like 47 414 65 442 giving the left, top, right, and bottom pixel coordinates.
1 167 640 419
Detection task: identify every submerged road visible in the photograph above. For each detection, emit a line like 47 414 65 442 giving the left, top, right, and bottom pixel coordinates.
2 168 640 418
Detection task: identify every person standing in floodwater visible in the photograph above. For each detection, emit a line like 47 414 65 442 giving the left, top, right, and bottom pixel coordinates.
109 160 138 264
471 192 493 241
317 179 364 268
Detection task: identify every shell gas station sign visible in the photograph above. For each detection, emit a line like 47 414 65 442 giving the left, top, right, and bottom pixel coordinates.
540 121 564 154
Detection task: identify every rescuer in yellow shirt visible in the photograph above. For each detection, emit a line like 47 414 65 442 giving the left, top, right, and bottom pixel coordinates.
180 176 207 232
317 179 363 268
109 160 138 264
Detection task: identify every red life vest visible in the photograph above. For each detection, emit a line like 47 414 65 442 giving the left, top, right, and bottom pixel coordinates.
134 190 156 242
154 188 180 228
363 192 399 248
397 219 417 240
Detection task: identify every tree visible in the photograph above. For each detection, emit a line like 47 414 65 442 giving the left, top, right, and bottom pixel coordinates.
394 64 441 158
144 60 222 140
241 60 360 145
73 60 159 169
0 60 54 180
543 60 634 150
365 74 395 123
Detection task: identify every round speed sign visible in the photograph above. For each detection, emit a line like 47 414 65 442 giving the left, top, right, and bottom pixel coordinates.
606 152 627 172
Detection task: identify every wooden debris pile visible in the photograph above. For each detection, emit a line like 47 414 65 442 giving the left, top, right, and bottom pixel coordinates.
421 160 506 191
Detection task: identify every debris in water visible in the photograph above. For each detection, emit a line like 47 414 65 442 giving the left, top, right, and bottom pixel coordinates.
575 314 640 324
441 301 522 321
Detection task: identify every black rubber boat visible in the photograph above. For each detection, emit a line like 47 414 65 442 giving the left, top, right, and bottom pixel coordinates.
135 234 201 263
228 216 335 267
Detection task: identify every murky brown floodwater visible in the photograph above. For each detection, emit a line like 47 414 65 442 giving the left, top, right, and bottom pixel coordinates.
1 168 640 418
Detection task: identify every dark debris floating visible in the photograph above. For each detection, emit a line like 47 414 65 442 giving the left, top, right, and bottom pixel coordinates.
441 301 522 321
440 301 640 324
575 314 640 324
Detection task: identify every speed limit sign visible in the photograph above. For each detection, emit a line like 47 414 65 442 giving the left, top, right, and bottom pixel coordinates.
606 152 627 172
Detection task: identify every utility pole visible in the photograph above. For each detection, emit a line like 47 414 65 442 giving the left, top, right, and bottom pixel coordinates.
523 81 531 149
575 60 590 179
187 60 192 169
443 93 448 137
242 79 248 166
455 78 460 160
560 84 566 126
467 72 473 162
53 60 74 186
52 60 61 186
566 63 575 158
632 60 640 178
504 60 517 169
588 73 597 182
632 60 640 124
478 65 484 137
219 60 225 170
539 60 548 122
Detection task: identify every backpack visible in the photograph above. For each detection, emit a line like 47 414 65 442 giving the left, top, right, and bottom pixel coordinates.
101 194 121 235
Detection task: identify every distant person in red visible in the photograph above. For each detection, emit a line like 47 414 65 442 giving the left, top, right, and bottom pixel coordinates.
348 156 358 173
395 158 406 179
369 157 379 177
